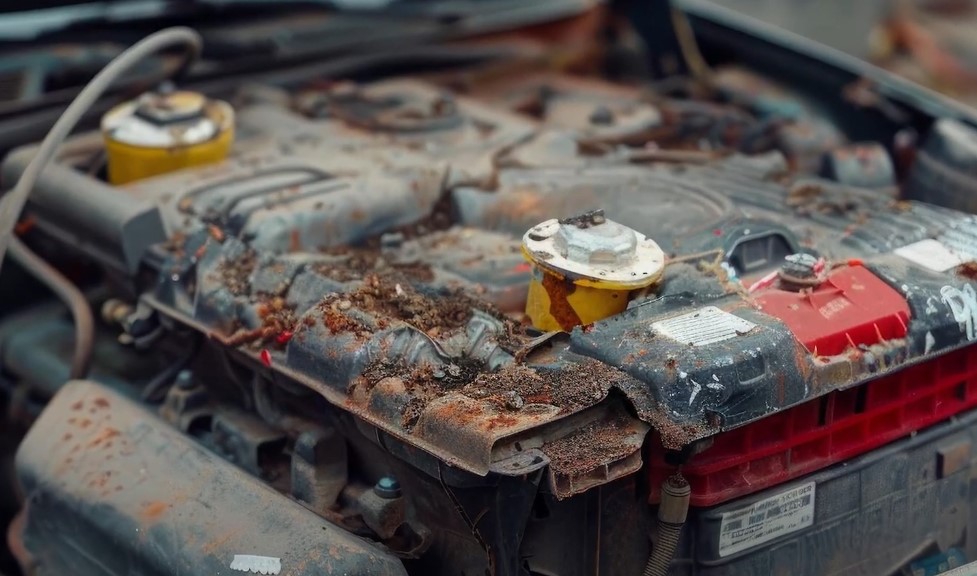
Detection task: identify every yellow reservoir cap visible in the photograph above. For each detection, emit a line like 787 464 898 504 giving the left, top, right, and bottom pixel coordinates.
102 90 234 185
522 210 665 331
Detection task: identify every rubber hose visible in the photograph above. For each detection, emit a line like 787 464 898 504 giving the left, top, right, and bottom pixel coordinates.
643 473 691 576
8 237 94 379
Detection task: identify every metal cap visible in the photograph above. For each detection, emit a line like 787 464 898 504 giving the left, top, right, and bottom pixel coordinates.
523 209 665 288
134 90 207 125
102 90 231 148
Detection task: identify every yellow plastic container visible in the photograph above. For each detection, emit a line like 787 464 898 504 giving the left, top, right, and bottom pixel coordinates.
102 91 234 185
522 211 665 331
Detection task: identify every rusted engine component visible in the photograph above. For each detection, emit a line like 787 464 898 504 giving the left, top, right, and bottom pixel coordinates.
8 73 977 482
11 380 409 576
10 61 977 576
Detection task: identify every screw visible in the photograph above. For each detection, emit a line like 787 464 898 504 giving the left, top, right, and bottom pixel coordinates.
374 476 401 499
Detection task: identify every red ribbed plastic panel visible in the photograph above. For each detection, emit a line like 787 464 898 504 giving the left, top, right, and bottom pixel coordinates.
647 345 977 507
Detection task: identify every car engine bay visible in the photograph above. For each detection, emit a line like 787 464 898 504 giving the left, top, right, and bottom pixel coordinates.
4 7 977 575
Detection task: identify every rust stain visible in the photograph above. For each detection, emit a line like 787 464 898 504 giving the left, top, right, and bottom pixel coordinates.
485 413 519 430
201 527 246 555
956 261 977 280
93 397 110 409
541 273 581 330
207 224 225 243
71 401 83 411
87 427 120 448
141 501 169 522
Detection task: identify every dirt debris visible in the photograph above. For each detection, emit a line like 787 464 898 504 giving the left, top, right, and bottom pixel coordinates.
217 249 258 296
359 356 613 432
542 415 638 477
360 359 484 430
644 409 708 450
317 272 493 335
312 249 435 283
225 296 298 347
462 361 609 414
787 181 861 217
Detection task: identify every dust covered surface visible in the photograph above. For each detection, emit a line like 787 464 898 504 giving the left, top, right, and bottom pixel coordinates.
317 272 499 336
644 409 710 450
461 361 610 414
217 248 258 296
542 415 638 477
359 359 485 430
311 248 435 283
359 357 615 431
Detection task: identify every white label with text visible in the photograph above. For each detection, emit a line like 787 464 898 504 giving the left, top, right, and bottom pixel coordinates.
718 482 815 557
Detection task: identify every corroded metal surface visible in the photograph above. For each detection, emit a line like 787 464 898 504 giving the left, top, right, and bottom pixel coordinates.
14 381 408 576
8 67 977 501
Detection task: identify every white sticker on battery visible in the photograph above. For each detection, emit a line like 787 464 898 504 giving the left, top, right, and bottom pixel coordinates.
651 306 756 346
718 481 816 558
894 239 965 272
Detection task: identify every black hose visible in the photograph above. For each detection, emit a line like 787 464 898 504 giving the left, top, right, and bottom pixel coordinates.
643 473 691 576
8 237 94 380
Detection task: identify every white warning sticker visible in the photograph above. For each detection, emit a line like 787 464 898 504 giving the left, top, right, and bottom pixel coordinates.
718 481 816 558
651 306 756 347
894 239 965 272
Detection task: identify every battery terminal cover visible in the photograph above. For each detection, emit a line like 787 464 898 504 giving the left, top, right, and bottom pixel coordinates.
522 209 665 331
102 90 235 184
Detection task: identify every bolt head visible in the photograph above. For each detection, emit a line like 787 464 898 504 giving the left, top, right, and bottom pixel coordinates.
374 476 402 499
553 219 638 267
175 369 195 390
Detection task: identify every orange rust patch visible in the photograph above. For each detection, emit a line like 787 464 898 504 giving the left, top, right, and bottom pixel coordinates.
485 413 520 430
93 397 110 409
141 501 169 521
87 427 120 448
71 401 83 411
541 273 581 330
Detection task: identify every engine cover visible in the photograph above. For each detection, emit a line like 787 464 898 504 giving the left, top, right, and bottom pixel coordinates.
6 74 977 504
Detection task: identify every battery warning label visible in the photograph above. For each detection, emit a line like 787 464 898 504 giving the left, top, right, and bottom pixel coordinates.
718 481 816 557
